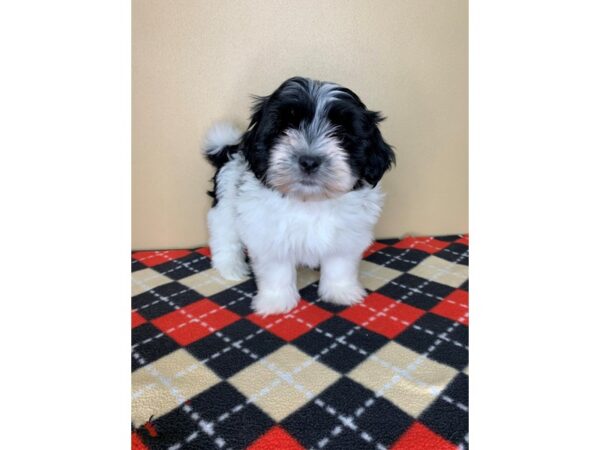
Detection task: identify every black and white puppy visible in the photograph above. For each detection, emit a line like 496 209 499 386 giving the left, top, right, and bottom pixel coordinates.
203 77 395 315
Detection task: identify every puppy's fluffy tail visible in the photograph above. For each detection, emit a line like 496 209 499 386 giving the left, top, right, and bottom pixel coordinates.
202 122 243 168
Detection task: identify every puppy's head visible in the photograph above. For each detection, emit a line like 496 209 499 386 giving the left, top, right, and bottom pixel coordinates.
241 77 395 200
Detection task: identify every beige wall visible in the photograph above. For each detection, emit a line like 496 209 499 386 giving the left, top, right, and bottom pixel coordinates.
133 0 468 250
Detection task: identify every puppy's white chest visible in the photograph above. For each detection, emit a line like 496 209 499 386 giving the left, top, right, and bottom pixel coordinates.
233 167 383 265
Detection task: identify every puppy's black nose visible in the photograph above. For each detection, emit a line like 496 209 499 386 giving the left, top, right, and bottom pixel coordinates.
298 154 322 174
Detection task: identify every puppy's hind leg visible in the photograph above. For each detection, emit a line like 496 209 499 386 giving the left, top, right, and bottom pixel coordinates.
203 123 248 281
207 201 249 281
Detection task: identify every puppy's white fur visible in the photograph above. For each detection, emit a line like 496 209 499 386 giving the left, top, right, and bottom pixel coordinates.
203 122 243 155
206 124 384 315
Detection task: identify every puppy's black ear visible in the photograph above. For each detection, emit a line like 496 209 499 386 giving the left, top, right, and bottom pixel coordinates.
247 94 269 130
363 112 395 186
241 95 271 179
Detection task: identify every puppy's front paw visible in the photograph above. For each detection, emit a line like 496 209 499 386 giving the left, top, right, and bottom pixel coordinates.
213 255 249 281
251 289 300 316
319 281 366 306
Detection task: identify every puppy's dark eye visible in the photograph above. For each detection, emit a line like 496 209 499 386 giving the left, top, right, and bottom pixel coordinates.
329 108 354 130
281 106 300 126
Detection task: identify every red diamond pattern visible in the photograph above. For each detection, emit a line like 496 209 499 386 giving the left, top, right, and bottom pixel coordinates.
132 250 192 267
248 299 333 341
131 311 146 328
394 237 451 254
247 426 304 450
152 299 240 345
390 422 457 449
339 293 425 338
431 289 469 325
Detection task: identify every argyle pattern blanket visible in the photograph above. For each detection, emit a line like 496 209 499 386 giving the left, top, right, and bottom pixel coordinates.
132 235 469 450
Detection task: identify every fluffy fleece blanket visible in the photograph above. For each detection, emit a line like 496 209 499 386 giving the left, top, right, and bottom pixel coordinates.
132 235 469 449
